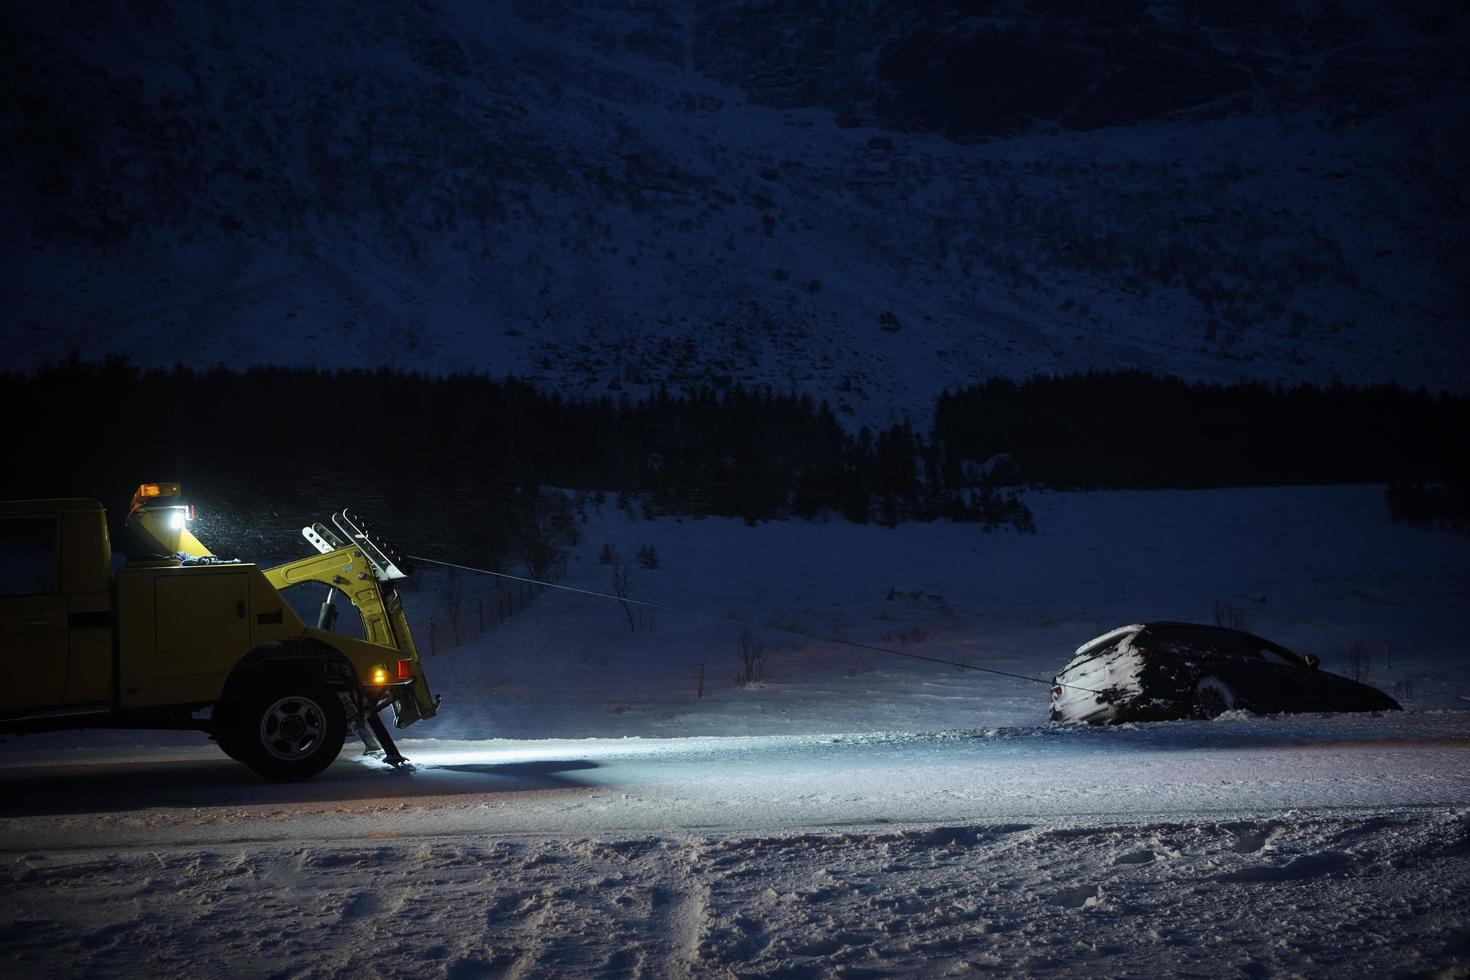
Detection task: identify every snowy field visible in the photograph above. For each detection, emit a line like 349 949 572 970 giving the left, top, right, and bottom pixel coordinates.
410 483 1469 739
2 485 1468 977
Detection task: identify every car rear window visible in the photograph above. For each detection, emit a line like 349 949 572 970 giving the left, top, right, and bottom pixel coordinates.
1200 629 1263 659
1137 625 1215 656
1072 626 1139 662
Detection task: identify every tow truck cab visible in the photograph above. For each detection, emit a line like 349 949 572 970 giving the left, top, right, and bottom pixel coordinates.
0 485 438 780
0 497 113 714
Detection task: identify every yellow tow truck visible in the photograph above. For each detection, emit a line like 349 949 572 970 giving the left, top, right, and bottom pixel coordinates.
0 483 438 780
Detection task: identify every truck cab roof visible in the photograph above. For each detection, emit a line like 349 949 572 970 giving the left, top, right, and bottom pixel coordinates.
1 498 105 514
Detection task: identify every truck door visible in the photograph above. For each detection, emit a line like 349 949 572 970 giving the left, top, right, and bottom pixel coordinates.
0 515 68 711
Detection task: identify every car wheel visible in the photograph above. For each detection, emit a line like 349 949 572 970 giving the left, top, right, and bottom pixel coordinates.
232 680 347 782
1193 676 1236 719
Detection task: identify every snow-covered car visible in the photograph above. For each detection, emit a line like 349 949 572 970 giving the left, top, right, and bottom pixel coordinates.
1049 622 1401 724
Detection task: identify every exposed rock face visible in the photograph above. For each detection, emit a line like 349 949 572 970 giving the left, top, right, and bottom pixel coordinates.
698 1 1468 137
699 1 1245 138
4 1 1466 424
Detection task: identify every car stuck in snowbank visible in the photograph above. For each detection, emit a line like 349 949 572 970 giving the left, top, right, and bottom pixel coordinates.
1049 622 1400 724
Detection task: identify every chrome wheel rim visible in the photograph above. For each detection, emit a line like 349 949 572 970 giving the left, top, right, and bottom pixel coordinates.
259 695 326 761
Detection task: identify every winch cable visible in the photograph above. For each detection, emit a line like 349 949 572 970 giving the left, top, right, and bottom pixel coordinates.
408 555 1102 696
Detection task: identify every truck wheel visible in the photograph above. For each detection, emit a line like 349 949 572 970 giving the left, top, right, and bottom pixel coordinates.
234 680 346 782
210 704 248 762
1193 676 1236 719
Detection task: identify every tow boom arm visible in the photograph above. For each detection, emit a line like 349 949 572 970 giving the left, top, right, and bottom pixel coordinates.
262 510 437 728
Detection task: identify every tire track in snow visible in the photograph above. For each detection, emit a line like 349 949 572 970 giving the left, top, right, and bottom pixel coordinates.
660 857 710 978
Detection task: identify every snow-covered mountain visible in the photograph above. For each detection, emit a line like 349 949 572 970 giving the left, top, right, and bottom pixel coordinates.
5 0 1466 427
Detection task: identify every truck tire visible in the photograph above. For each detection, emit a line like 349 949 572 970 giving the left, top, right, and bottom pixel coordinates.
210 703 248 762
232 680 347 782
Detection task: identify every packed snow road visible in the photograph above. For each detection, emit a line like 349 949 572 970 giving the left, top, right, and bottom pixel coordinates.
1 713 1467 850
3 714 1469 978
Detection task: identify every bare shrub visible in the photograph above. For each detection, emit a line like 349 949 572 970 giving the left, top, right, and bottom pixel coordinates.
443 571 465 646
522 530 563 584
1346 642 1371 683
1211 596 1249 631
612 560 635 632
494 578 537 625
734 628 766 687
518 490 576 585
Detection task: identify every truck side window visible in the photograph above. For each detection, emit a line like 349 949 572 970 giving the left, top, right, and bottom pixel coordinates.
0 517 58 596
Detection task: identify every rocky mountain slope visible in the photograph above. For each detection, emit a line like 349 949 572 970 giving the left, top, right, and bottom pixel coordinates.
5 0 1466 426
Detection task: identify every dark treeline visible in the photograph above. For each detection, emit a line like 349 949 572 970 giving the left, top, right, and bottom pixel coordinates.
7 360 1464 568
935 372 1468 495
4 357 1027 567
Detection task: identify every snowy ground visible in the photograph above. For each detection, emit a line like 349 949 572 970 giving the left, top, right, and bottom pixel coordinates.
2 485 1468 977
2 722 1468 978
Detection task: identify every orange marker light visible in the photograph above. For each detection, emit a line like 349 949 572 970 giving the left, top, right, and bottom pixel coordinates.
369 666 390 686
137 482 181 499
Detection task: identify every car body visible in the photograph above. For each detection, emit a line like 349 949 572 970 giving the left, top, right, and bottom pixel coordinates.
1049 622 1400 724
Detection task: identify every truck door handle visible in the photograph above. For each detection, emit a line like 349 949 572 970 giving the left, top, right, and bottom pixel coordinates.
21 617 52 629
236 601 246 618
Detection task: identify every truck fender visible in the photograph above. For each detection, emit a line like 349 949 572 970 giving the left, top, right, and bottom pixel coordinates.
217 638 360 706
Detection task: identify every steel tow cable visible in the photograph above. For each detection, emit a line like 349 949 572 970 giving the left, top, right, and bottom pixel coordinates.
407 555 1105 697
